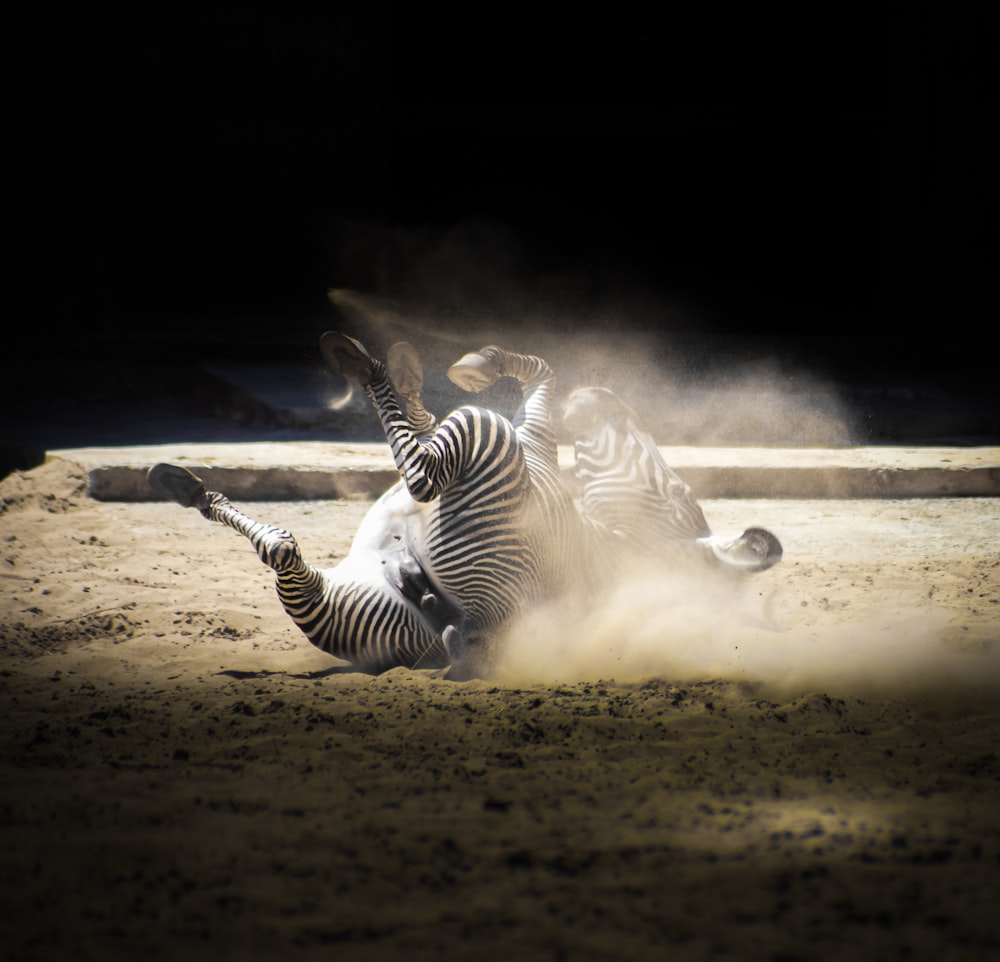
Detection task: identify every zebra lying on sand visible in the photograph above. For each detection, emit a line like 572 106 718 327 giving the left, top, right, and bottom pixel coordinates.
148 335 781 678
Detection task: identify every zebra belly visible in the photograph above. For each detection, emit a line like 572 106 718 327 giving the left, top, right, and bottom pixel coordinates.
350 480 423 553
350 480 474 633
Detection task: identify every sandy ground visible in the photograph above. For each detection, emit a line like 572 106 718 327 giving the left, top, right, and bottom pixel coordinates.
2 455 999 961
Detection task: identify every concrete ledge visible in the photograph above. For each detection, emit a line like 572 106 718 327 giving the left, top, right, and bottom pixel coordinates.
84 465 402 503
49 442 1000 501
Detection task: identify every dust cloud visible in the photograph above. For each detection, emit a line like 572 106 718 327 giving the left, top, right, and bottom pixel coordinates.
327 285 854 448
325 216 865 444
493 561 1000 707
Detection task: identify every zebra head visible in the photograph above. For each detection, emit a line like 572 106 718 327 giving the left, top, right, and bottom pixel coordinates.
563 387 672 480
563 385 713 548
563 386 639 440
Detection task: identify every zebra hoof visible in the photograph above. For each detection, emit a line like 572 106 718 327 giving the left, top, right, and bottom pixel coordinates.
320 332 373 384
442 625 480 681
387 341 423 398
448 352 499 393
148 463 207 509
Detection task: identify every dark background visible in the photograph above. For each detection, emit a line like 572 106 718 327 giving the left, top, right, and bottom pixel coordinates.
6 4 999 461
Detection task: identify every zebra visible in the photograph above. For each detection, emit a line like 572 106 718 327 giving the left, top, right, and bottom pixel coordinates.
149 335 587 679
148 334 782 679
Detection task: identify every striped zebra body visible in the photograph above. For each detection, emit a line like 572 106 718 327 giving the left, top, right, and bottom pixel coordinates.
384 344 588 626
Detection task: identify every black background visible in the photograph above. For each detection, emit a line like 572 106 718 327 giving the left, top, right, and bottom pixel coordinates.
7 4 999 432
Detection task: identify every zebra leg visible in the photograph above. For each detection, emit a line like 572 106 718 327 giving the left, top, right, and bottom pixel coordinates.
149 463 311 576
149 463 319 647
322 332 438 436
448 346 559 471
387 341 438 437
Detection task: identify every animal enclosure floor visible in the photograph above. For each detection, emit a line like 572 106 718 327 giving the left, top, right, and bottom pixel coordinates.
1 457 999 961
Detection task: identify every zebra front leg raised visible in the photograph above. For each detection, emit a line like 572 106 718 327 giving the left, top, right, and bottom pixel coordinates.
147 463 448 672
320 332 456 501
148 462 321 582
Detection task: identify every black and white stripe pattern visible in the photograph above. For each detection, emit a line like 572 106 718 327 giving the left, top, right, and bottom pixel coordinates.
364 357 544 640
476 348 587 601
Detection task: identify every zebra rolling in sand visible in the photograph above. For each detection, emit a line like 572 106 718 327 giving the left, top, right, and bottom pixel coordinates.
150 335 588 679
148 334 782 678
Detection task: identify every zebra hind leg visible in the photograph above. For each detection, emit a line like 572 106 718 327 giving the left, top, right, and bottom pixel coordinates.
447 347 502 394
448 345 558 470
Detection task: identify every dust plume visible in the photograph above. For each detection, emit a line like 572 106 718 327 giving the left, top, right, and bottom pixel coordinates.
326 287 854 447
325 217 859 443
492 563 1000 706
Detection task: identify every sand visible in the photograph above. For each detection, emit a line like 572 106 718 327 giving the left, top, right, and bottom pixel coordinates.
2 455 999 961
